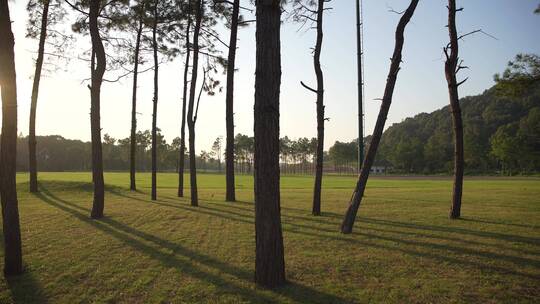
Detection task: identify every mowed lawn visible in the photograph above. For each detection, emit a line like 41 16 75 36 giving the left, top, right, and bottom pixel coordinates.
1 173 539 303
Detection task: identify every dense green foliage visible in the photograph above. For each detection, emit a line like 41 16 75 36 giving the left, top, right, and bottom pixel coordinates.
1 173 539 303
374 88 539 174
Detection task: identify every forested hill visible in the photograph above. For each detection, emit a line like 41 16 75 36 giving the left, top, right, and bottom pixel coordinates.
374 82 540 174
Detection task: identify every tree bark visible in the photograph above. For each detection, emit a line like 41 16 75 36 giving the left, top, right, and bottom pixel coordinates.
254 0 286 288
311 0 325 216
445 0 464 219
0 0 23 276
341 0 419 234
178 0 192 198
130 16 144 192
89 0 106 219
151 0 159 201
355 0 364 172
28 0 50 193
187 0 203 206
225 0 240 202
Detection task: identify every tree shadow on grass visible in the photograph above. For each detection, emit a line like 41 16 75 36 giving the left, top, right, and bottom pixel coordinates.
110 188 540 271
37 182 540 288
36 186 350 303
460 217 539 229
359 217 540 246
0 238 48 303
194 202 540 269
4 272 48 304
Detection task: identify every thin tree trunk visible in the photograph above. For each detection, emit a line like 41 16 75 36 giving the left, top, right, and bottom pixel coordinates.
445 0 464 219
187 0 203 206
28 0 50 193
341 0 419 234
151 0 159 201
0 0 23 276
178 0 191 198
254 0 286 288
225 0 240 202
130 16 143 192
89 0 106 219
355 0 364 172
311 0 325 216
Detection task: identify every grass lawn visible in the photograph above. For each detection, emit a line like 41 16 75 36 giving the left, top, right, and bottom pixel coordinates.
1 172 539 303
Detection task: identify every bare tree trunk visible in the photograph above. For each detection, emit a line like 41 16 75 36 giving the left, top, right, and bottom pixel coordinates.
254 0 286 288
178 0 192 198
445 0 464 219
89 0 106 219
151 0 159 201
0 0 23 276
28 0 50 193
355 0 364 172
187 0 203 206
341 0 419 234
311 0 325 216
225 0 240 202
130 17 143 192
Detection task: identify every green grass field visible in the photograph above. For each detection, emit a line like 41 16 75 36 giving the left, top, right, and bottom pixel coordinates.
1 172 539 303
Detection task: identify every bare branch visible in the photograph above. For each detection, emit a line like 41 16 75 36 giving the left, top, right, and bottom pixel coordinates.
300 81 318 94
457 77 469 87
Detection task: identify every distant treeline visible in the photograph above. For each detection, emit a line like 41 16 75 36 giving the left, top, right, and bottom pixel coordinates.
14 83 539 175
14 132 321 175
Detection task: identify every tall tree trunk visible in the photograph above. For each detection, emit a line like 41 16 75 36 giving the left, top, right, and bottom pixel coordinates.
311 0 325 216
445 0 464 219
187 0 203 206
28 0 50 193
178 0 192 198
130 17 144 192
89 0 106 219
341 0 419 234
355 0 364 172
0 0 23 276
225 0 240 202
254 0 286 288
151 0 159 201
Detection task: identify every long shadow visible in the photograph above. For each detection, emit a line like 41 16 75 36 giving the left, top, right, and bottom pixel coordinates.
5 272 48 304
43 182 540 281
107 187 154 204
360 217 540 246
359 224 540 257
219 204 540 256
109 190 256 226
117 189 540 269
195 196 343 219
192 202 540 269
202 201 537 254
460 217 539 229
37 186 349 303
283 225 540 281
0 230 48 303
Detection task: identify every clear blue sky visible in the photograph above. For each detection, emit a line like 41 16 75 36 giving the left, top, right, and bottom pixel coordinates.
6 0 540 152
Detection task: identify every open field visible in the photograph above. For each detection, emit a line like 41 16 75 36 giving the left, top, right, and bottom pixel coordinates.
1 172 539 303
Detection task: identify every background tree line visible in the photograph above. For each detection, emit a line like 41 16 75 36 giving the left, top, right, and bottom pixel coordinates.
13 65 540 177
14 133 319 174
